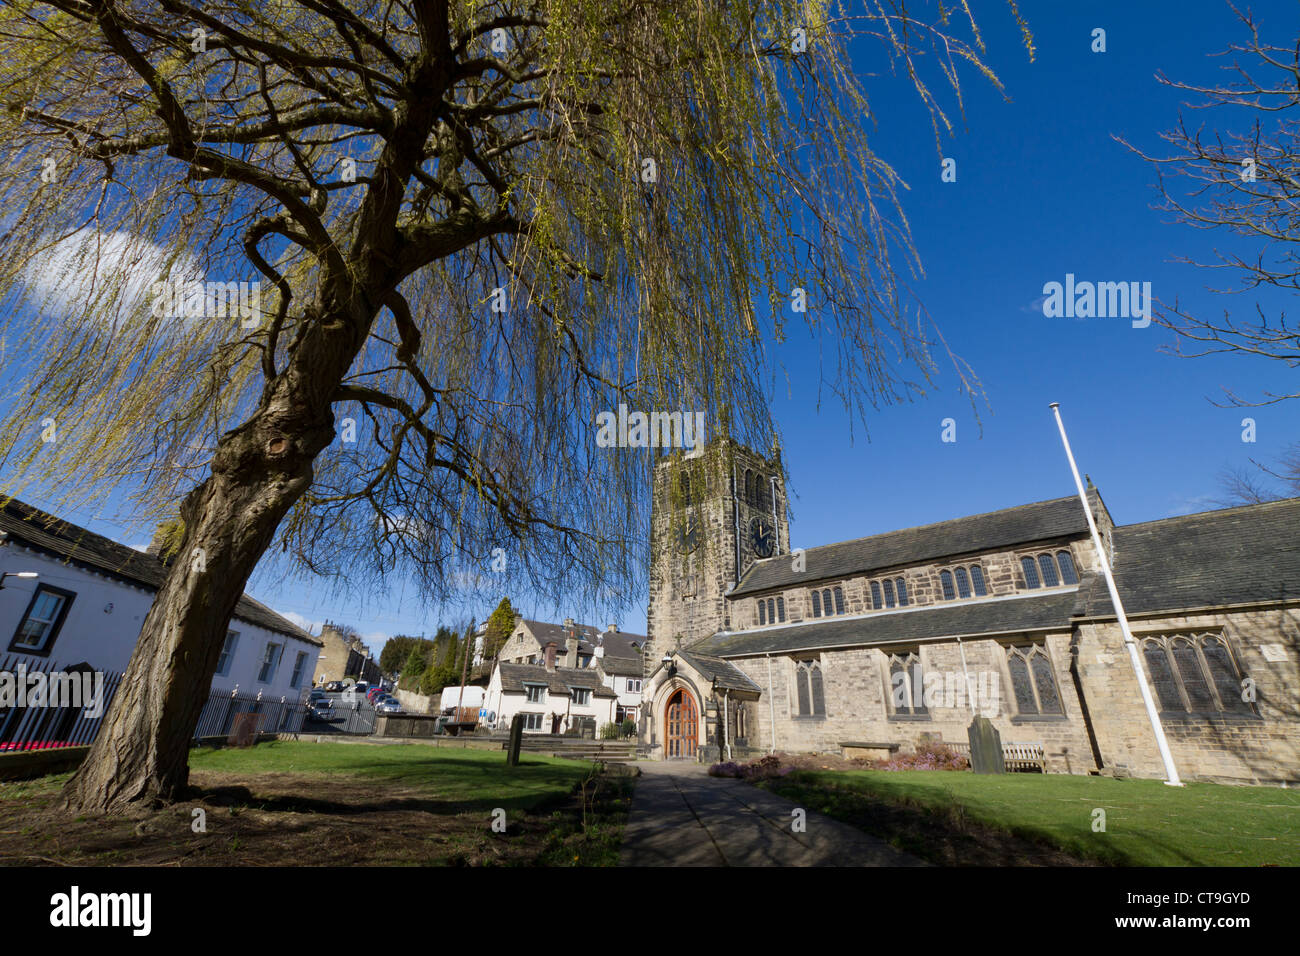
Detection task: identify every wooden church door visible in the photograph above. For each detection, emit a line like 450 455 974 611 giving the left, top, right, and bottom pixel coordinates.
665 689 698 758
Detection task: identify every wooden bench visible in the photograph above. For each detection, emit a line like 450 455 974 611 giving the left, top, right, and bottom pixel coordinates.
947 740 1046 773
839 741 901 761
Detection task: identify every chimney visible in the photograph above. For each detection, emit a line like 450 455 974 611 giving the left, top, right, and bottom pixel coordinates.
146 520 184 562
544 642 557 672
563 618 578 669
607 624 618 633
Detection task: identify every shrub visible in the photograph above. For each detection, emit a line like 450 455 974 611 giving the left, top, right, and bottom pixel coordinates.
599 722 619 740
620 718 636 738
708 754 793 781
874 742 969 772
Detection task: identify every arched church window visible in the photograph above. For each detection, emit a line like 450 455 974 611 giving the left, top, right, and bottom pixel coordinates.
811 590 822 617
895 577 908 606
832 587 844 615
758 600 766 625
955 567 971 599
882 579 896 608
1056 550 1078 585
680 473 691 507
767 598 776 623
1020 557 1040 589
776 597 786 622
754 475 766 511
1037 553 1059 588
1201 636 1251 714
870 580 882 610
794 659 825 716
940 570 955 601
744 469 753 504
970 565 987 596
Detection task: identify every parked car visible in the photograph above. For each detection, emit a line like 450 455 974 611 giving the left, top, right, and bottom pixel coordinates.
309 689 329 703
366 687 385 702
375 700 403 714
324 681 344 692
306 700 334 722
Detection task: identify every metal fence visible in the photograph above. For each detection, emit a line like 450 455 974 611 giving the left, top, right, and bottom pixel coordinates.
0 652 125 752
193 688 311 739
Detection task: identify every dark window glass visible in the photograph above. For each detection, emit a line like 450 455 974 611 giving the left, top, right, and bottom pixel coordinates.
870 581 882 610
810 664 825 715
1056 550 1078 585
776 597 785 622
970 566 987 596
896 578 909 606
681 474 691 506
795 664 811 715
1201 638 1249 713
883 579 895 608
889 654 927 716
1172 639 1215 712
744 469 753 504
1021 557 1040 589
758 600 766 625
1008 652 1037 715
1037 553 1060 588
955 567 971 599
833 587 844 615
767 598 775 623
940 570 955 601
1030 651 1063 714
1143 641 1183 712
811 590 821 617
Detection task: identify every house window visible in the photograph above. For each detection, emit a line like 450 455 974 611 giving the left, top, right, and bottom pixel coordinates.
776 597 785 622
524 683 546 703
521 713 544 730
895 577 909 606
289 651 308 689
940 570 955 601
811 590 822 617
970 565 987 596
955 567 971 599
571 688 592 706
1056 550 1078 585
257 642 283 683
793 658 825 717
870 580 882 610
1020 556 1040 589
215 631 240 677
626 679 642 694
1006 642 1063 715
758 599 766 625
1142 633 1253 715
888 651 928 716
882 579 896 608
9 584 75 654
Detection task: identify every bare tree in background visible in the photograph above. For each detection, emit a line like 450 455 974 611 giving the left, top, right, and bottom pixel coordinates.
0 0 1029 813
1124 4 1299 407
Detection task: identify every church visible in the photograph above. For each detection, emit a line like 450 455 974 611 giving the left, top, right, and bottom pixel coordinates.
638 437 1300 786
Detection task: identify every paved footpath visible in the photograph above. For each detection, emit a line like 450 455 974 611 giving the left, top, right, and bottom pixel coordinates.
618 760 925 866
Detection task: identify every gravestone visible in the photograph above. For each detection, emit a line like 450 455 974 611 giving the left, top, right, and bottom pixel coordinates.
967 716 1004 774
506 714 524 767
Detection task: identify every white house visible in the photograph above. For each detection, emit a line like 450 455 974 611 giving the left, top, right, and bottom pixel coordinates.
0 499 321 714
485 637 617 736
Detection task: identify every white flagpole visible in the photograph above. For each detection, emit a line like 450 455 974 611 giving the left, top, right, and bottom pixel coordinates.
1049 403 1183 787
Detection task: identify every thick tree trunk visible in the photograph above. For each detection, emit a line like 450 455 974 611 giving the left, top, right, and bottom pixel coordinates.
61 363 341 814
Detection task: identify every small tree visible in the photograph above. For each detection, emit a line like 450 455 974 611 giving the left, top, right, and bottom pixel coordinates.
483 598 517 662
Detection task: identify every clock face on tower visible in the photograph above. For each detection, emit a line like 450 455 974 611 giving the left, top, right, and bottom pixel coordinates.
749 516 775 559
674 519 700 555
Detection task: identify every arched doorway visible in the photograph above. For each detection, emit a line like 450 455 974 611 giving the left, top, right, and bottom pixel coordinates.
664 688 698 758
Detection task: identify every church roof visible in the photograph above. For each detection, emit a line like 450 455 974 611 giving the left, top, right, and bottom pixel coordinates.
730 490 1103 597
1075 496 1300 618
0 497 319 645
676 650 762 693
694 589 1082 658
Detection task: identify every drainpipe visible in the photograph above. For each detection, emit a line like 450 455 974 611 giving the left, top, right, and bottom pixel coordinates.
765 653 777 754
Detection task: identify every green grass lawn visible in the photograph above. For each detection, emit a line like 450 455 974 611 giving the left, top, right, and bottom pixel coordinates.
766 770 1300 866
0 741 633 866
189 740 595 813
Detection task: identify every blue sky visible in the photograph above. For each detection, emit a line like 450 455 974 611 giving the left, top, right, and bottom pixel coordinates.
5 1 1298 656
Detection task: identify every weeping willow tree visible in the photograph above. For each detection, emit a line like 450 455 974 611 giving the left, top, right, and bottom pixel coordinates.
0 0 1028 813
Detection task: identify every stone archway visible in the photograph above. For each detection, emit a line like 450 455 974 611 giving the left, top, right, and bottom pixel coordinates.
663 687 698 759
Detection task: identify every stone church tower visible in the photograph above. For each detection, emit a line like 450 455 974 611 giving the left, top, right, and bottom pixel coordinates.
644 437 788 675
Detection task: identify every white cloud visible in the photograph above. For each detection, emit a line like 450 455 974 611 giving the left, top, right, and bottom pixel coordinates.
281 610 326 635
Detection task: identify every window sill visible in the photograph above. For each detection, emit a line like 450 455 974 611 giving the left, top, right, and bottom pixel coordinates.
791 714 826 722
887 713 932 722
1010 714 1070 724
1158 711 1262 722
